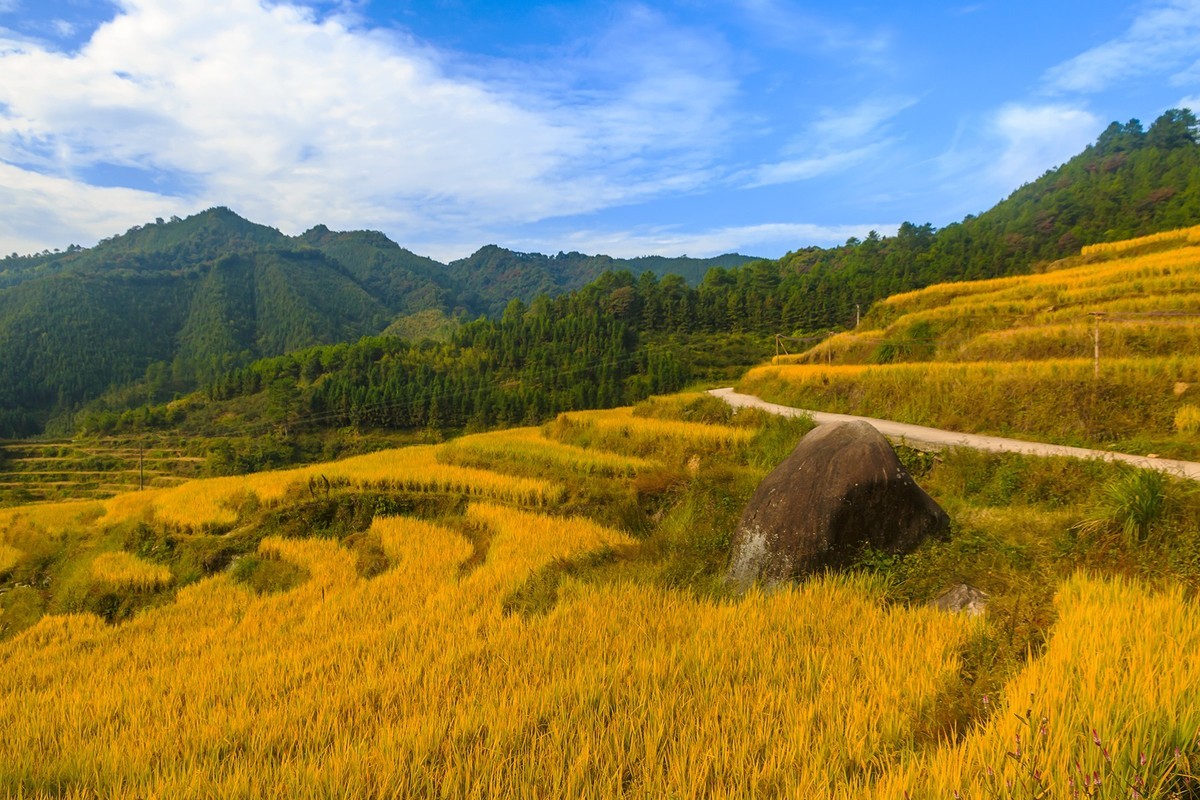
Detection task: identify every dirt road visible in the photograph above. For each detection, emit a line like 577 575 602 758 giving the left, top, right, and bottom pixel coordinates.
709 387 1200 481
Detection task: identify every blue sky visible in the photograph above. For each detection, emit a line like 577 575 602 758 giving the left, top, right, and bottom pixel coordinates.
0 1 1198 261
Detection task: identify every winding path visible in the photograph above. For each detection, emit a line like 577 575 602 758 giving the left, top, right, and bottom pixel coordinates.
709 387 1200 481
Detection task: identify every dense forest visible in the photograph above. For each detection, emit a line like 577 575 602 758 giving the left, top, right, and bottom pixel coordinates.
3 109 1199 440
0 212 749 437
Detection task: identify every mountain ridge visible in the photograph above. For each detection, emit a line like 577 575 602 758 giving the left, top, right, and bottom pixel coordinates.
0 208 756 436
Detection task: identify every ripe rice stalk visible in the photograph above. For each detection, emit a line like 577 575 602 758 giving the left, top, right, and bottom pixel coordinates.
0 544 21 575
438 427 657 477
99 445 565 531
867 574 1200 799
90 551 173 591
1080 224 1200 256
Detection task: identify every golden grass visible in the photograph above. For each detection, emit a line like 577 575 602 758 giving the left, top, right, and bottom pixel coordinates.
90 551 173 591
869 575 1200 798
0 500 106 536
1080 224 1200 256
0 543 21 575
1 384 1198 796
763 229 1200 455
1176 404 1200 436
738 358 1200 442
853 236 1200 358
374 515 474 580
438 426 657 477
951 320 1200 362
554 407 754 456
463 502 636 593
0 504 977 798
99 445 565 531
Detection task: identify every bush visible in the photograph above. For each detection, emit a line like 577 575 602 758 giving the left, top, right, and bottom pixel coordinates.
229 554 309 594
744 412 814 471
1175 404 1200 436
1078 467 1176 545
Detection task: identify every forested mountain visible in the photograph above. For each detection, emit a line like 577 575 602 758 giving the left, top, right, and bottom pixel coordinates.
0 211 399 437
0 208 752 437
445 247 753 316
756 108 1200 332
3 109 1198 439
297 225 467 316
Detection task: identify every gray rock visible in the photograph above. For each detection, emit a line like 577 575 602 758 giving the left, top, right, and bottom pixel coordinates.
930 583 989 616
728 421 949 589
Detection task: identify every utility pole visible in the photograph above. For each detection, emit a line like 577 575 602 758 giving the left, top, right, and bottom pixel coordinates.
855 304 861 328
1091 313 1102 378
139 440 144 491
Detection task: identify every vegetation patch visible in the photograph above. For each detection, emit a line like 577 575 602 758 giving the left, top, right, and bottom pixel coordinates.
229 553 310 594
501 546 621 618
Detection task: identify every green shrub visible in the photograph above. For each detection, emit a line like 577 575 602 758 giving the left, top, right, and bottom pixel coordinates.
1078 467 1175 545
229 554 309 594
1175 404 1200 435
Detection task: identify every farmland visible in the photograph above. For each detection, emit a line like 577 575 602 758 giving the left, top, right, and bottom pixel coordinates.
4 230 1200 796
2 388 1199 797
742 224 1200 459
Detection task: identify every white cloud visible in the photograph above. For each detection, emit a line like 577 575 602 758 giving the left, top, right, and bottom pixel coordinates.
742 96 915 188
510 221 897 261
0 161 194 255
734 0 891 62
743 144 884 188
0 0 737 254
1043 0 1200 93
990 104 1100 188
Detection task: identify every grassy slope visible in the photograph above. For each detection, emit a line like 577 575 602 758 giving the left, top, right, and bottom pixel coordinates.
1 392 1198 797
740 224 1200 458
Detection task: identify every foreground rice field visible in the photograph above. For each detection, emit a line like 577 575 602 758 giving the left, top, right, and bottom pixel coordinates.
1 398 1197 797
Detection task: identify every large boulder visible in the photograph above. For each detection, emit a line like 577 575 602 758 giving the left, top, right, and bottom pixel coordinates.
728 421 948 589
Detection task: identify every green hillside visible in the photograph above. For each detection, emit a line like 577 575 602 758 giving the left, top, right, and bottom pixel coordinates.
445 246 756 316
1 109 1197 440
0 222 398 437
0 209 754 437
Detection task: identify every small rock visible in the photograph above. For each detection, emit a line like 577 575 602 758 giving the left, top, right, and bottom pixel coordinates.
930 583 989 616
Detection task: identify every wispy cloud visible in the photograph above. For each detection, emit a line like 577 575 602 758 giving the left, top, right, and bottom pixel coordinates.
742 144 885 188
0 0 739 253
50 19 76 38
990 103 1099 188
509 221 898 261
1043 0 1200 93
741 95 915 188
0 160 191 255
733 0 891 63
